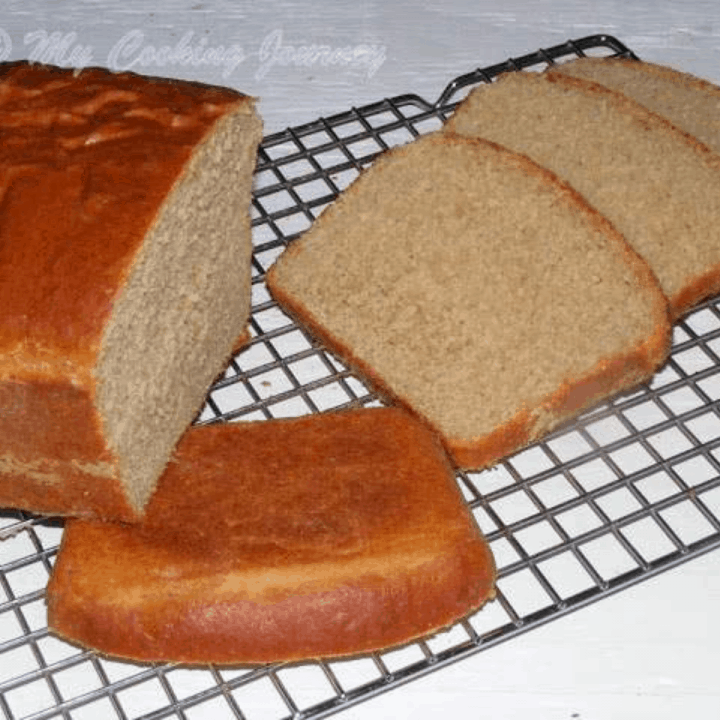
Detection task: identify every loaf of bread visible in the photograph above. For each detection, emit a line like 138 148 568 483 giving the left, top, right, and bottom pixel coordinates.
47 407 496 664
267 133 670 470
551 57 720 157
444 70 720 318
0 62 262 522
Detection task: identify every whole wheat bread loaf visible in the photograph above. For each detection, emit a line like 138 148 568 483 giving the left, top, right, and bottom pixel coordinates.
267 133 670 470
444 70 720 318
0 62 262 521
47 407 496 664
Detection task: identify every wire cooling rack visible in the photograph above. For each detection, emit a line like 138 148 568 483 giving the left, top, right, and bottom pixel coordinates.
3 33 720 720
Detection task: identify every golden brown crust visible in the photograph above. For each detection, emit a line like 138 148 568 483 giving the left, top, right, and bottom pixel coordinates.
47 407 496 664
0 62 253 520
0 62 251 383
267 133 671 471
230 328 253 354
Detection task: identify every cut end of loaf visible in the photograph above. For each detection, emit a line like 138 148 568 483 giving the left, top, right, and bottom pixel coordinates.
97 102 262 513
47 407 496 664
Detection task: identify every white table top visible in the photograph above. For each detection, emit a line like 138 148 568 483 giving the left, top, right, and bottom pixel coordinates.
2 2 720 719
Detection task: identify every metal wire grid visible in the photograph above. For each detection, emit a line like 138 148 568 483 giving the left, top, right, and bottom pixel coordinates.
1 33 717 720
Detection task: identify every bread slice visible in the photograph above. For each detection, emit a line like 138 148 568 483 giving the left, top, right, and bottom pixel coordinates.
46 407 496 664
0 62 262 521
550 57 720 156
444 70 720 318
267 133 670 470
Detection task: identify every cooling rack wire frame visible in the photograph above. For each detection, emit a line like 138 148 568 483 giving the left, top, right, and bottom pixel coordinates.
2 33 720 720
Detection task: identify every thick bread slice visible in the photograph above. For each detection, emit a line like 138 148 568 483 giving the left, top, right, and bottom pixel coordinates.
444 70 720 318
551 57 720 156
267 133 670 470
47 407 496 664
0 62 262 521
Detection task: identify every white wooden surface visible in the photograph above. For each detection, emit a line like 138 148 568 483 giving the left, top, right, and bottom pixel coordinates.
3 2 720 718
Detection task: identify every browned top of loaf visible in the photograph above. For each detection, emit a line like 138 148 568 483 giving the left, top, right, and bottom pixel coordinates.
267 132 670 468
0 61 250 389
47 407 496 664
444 70 720 317
551 57 720 156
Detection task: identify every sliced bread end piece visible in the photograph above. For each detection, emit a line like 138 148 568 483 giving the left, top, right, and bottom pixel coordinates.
47 408 496 664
